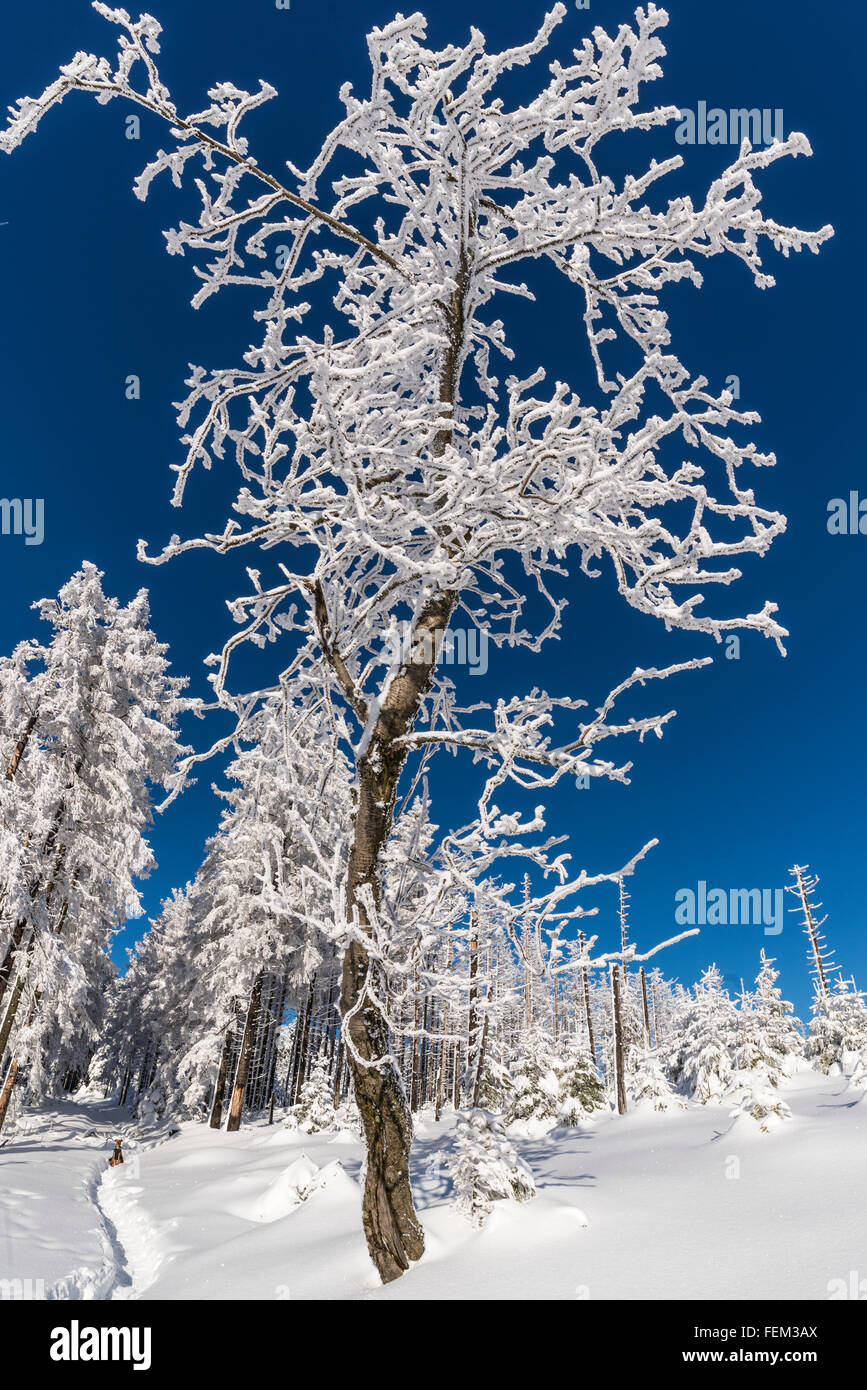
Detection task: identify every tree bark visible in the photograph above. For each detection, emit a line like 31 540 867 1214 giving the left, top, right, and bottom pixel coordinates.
5 712 38 782
611 964 627 1116
340 586 456 1282
0 1058 19 1132
579 931 596 1062
209 1014 236 1130
639 965 652 1048
226 974 263 1132
0 921 25 1012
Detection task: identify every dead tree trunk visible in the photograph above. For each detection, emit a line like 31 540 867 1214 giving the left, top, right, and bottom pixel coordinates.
639 965 652 1048
471 997 491 1109
0 1059 19 1131
467 911 478 1075
209 1011 237 1130
409 966 421 1113
0 921 25 1011
611 964 627 1116
579 931 596 1061
226 974 264 1133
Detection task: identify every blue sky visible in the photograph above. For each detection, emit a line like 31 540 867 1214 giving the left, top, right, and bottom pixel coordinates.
0 0 863 1016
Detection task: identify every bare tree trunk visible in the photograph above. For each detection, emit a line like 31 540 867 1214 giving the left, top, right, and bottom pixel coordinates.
332 1041 345 1108
467 912 478 1074
0 1059 19 1132
611 964 627 1116
339 587 456 1283
292 976 316 1105
650 976 660 1049
209 1013 236 1130
226 974 263 1133
579 930 596 1061
0 922 25 1011
118 1064 133 1108
434 1003 449 1123
409 967 421 1113
639 965 652 1048
0 962 29 1060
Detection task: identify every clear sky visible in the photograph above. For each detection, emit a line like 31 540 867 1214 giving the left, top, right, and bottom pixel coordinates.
0 0 863 1017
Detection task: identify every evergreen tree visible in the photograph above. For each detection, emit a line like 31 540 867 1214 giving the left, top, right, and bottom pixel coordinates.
449 1109 536 1227
294 1057 336 1134
669 965 739 1103
806 976 867 1078
631 1050 686 1112
557 1033 605 1123
0 565 185 1129
505 1028 561 1128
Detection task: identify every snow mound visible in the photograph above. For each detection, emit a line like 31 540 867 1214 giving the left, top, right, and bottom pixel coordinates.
234 1155 355 1224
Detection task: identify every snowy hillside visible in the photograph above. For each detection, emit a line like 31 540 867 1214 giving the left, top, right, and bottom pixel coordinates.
1 1070 863 1302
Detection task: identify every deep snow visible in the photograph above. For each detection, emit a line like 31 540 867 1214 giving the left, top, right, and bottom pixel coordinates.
0 1069 864 1301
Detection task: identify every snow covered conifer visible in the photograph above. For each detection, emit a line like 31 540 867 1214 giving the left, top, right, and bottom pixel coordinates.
476 1047 515 1114
736 952 803 1082
449 1109 536 1227
505 1028 562 1128
806 976 867 1079
0 565 186 1128
631 1050 686 1112
669 966 739 1103
557 1033 605 1123
295 1056 336 1134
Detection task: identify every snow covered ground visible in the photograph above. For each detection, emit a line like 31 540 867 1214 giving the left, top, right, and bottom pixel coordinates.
1 1070 864 1301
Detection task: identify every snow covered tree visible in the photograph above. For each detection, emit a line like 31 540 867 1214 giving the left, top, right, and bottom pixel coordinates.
102 694 351 1126
736 952 803 1079
2 4 830 1279
806 976 867 1079
786 865 836 1009
505 1027 562 1128
557 1032 605 1123
669 965 739 1103
294 1056 336 1134
630 1049 685 1111
724 954 801 1129
475 1036 515 1114
0 565 185 1131
449 1109 536 1226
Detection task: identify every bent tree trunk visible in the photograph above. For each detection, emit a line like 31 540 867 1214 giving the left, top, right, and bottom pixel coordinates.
340 586 456 1284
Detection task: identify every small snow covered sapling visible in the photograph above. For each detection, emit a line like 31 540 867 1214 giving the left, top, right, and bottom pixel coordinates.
557 1035 606 1123
505 1029 562 1129
630 1050 686 1112
669 966 740 1103
294 1057 336 1134
449 1109 536 1227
